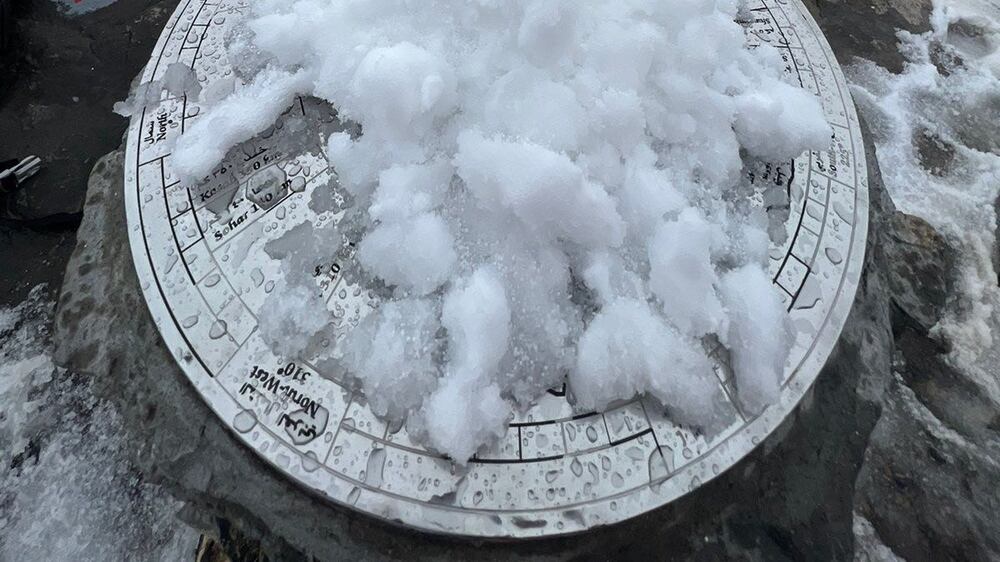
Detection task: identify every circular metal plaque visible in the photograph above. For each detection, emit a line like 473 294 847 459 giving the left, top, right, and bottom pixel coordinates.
125 0 869 538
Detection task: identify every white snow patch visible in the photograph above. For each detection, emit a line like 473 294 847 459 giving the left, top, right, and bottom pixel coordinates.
848 0 1000 367
0 287 197 560
180 0 831 460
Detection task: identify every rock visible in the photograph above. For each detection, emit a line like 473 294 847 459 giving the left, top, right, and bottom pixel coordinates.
883 212 957 334
928 40 966 77
853 513 905 562
52 150 138 375
850 129 1000 562
914 128 958 177
803 0 934 73
894 328 1000 444
852 283 1000 562
194 526 266 562
854 364 1000 561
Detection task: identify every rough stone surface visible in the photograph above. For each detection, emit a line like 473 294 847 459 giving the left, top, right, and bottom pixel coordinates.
851 107 1000 562
884 212 957 334
854 369 1000 561
803 0 935 73
837 157 1000 562
914 128 959 177
853 325 1000 561
852 514 904 562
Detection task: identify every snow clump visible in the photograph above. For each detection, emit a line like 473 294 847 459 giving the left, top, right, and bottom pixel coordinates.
175 0 831 461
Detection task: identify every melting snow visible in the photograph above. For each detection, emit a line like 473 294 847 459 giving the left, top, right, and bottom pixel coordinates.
174 0 833 461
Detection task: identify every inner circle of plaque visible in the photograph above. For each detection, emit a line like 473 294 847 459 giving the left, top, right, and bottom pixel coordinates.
125 0 869 538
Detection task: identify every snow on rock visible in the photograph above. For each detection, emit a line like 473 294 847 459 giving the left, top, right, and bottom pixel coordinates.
848 0 1000 366
0 287 196 560
176 0 833 460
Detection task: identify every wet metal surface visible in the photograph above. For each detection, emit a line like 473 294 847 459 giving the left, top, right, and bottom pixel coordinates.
125 0 870 538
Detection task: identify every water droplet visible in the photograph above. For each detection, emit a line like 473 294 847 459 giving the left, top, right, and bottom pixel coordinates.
794 276 823 310
250 268 265 287
204 273 221 287
536 433 549 449
833 200 852 225
302 451 321 472
233 410 256 433
347 487 361 505
570 458 583 477
625 446 644 462
611 472 624 488
825 247 843 264
585 426 599 443
648 447 674 492
181 314 199 328
364 448 387 488
545 470 560 484
209 319 228 339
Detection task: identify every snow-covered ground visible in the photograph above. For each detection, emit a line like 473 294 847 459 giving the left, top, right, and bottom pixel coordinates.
0 286 197 559
848 0 1000 384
